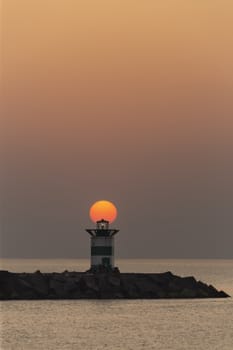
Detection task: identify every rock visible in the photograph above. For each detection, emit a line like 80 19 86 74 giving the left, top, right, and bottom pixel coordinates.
49 278 66 298
218 290 229 298
0 270 230 300
108 275 121 287
79 275 99 292
25 272 48 297
64 280 78 293
180 288 198 298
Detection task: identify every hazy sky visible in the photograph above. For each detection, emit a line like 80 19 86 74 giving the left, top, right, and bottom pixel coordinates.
1 0 233 258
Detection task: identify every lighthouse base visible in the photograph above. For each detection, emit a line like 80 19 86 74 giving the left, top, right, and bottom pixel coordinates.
87 265 120 274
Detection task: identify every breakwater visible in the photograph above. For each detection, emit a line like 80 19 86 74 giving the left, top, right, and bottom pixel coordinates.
0 270 229 300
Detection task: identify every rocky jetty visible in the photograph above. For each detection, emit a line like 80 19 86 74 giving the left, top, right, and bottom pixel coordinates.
0 269 229 300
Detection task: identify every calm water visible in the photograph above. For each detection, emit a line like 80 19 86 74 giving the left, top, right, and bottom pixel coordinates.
1 259 233 350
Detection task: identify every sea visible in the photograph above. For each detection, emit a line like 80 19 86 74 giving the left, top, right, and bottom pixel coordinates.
0 259 233 350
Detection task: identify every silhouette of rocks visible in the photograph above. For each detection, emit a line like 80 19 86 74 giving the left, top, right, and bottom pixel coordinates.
0 270 229 300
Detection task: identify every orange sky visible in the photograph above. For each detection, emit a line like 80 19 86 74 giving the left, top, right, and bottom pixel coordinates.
2 1 233 258
3 1 233 154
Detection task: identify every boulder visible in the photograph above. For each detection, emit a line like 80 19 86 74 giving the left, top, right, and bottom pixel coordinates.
0 270 230 300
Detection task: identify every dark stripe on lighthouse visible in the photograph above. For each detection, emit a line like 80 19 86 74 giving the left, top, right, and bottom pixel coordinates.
91 246 112 256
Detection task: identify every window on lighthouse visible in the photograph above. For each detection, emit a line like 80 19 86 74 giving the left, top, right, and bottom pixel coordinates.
97 220 109 230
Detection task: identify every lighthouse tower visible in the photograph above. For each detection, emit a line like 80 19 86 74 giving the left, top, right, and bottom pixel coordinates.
86 219 119 270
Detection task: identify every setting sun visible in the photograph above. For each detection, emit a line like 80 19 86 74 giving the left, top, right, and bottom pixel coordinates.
89 200 117 223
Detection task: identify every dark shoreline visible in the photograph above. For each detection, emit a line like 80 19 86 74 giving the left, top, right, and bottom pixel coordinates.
0 270 230 300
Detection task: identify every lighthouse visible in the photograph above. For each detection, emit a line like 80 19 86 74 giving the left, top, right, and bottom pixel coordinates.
86 200 119 271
